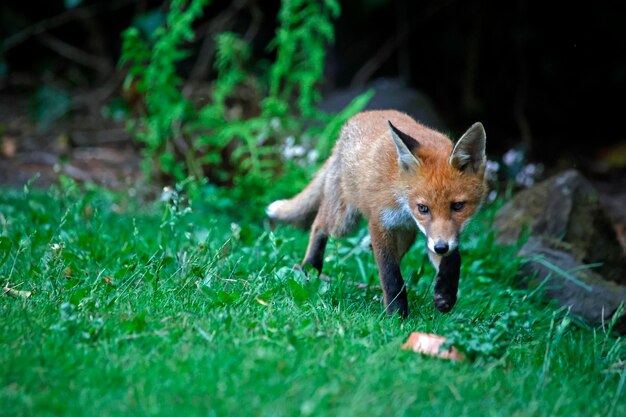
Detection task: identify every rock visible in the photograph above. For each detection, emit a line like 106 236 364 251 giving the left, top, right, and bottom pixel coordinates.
494 170 626 331
319 78 445 131
519 237 626 332
495 169 626 284
592 177 626 252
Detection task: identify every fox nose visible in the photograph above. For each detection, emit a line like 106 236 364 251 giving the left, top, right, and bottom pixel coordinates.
434 242 449 255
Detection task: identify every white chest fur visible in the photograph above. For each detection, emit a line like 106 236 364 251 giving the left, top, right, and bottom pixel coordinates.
380 198 419 231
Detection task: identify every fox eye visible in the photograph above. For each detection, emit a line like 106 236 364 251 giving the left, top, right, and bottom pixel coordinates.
451 202 466 212
417 204 430 214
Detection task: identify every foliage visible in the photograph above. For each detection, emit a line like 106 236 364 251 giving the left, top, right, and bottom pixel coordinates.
1 182 624 416
267 0 339 119
120 0 371 188
121 0 207 180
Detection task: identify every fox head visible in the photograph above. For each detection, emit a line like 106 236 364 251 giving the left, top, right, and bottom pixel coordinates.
388 121 487 256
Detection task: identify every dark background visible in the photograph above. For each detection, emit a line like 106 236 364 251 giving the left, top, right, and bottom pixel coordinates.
1 0 625 175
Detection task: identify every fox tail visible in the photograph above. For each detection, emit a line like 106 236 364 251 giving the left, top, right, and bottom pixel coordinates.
266 162 328 228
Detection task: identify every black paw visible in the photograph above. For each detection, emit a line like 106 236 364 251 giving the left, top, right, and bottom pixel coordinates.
434 292 456 313
386 298 409 318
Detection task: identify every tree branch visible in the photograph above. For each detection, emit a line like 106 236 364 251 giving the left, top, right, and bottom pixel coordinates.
185 0 250 90
2 0 135 53
37 33 112 75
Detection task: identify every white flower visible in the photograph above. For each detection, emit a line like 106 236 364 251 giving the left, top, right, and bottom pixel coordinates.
307 150 319 164
515 163 543 188
160 186 176 203
50 242 64 254
503 149 524 167
270 117 281 130
281 136 307 159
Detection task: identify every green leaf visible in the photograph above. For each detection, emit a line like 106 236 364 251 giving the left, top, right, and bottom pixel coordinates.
287 277 308 304
217 290 240 305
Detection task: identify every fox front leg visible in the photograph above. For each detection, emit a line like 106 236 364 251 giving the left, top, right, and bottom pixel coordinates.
369 223 412 318
430 249 461 313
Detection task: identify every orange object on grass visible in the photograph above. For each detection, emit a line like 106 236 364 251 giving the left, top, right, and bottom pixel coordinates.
401 332 464 361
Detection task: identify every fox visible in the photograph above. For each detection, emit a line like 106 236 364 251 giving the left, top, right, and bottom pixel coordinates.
267 110 487 317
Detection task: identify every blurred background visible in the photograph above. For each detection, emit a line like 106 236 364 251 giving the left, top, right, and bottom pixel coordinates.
1 0 625 191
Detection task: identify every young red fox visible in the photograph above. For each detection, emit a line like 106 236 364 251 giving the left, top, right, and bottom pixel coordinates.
267 110 487 317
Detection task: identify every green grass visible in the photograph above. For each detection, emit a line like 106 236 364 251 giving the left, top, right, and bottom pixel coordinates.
1 179 624 417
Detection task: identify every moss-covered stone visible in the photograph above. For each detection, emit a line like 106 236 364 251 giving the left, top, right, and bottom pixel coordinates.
494 170 626 331
495 169 626 284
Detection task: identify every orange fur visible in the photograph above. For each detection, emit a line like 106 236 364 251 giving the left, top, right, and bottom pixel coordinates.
268 110 487 316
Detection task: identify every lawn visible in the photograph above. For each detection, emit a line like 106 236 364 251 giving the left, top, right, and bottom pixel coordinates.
1 179 624 417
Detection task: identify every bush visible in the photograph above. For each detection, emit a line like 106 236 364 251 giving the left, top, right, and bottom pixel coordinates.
120 0 373 191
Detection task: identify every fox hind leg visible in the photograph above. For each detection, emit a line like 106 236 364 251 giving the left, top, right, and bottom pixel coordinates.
300 196 359 274
301 217 329 272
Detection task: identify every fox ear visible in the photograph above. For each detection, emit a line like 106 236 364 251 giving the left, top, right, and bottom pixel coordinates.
388 121 421 172
450 122 486 174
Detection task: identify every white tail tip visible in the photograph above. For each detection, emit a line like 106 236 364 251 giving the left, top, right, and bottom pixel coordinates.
266 200 285 219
